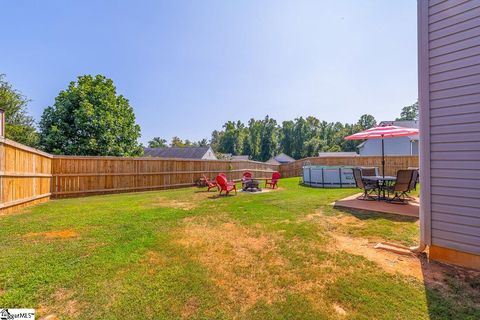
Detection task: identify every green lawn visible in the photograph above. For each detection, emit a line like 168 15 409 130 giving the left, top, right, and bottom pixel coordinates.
0 178 478 319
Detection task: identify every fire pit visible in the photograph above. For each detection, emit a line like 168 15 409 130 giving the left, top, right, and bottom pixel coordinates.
242 179 262 192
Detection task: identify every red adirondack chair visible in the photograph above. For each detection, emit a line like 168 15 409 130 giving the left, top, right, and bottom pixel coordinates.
216 174 237 196
219 173 234 183
265 172 281 189
242 171 253 188
202 174 218 192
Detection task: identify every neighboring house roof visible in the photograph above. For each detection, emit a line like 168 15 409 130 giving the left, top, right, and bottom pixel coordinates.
266 158 281 165
267 153 295 164
143 147 216 159
379 120 419 129
317 152 358 157
231 155 250 161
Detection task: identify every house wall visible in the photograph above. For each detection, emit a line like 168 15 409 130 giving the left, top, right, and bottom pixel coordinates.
412 140 419 155
358 137 418 156
419 0 480 267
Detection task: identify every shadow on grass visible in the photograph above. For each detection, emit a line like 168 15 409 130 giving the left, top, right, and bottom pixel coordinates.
421 256 480 318
194 190 218 194
207 193 238 199
335 207 419 223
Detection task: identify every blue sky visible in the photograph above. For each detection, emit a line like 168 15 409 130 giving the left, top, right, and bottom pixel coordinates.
0 0 417 144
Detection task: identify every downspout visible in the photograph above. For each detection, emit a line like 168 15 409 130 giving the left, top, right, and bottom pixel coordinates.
410 243 426 253
410 0 430 254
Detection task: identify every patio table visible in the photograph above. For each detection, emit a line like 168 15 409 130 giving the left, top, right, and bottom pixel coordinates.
362 175 397 200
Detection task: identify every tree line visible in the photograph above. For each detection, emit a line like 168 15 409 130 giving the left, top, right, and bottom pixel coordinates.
207 115 377 162
147 115 377 162
1 73 418 160
149 104 418 162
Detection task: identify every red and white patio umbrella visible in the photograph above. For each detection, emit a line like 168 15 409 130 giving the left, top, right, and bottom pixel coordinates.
345 125 419 177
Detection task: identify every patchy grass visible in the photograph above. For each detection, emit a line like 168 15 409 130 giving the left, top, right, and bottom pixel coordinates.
0 178 478 319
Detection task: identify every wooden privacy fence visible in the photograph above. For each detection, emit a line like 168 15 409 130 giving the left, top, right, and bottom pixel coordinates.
0 138 52 213
1 138 419 213
52 156 279 198
279 156 419 178
0 138 279 212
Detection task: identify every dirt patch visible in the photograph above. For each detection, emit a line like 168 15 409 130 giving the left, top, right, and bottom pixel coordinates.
175 216 339 312
143 196 199 210
299 209 324 222
38 288 81 320
333 303 347 316
302 210 480 301
143 251 167 265
141 251 168 275
329 214 363 226
175 217 289 310
331 233 480 299
24 229 78 240
298 210 363 228
155 197 197 210
333 234 425 279
175 211 479 312
181 297 199 319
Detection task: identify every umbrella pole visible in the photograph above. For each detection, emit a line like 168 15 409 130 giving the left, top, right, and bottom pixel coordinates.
381 137 385 178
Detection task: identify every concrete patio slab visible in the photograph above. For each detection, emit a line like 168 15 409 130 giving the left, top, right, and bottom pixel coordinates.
333 193 419 218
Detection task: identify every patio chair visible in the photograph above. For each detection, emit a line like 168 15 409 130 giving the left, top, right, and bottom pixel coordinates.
386 170 415 204
202 174 218 192
265 172 281 189
408 167 419 191
219 173 234 183
403 169 419 200
360 167 377 177
409 169 418 190
216 174 237 196
353 168 378 200
215 174 237 196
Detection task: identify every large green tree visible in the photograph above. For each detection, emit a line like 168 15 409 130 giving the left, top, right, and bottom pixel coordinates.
356 114 377 130
396 101 419 121
39 75 142 156
195 138 209 147
292 117 309 159
259 116 278 161
148 137 167 148
0 74 38 147
209 130 223 151
279 120 295 157
218 121 245 155
170 136 186 147
243 118 262 160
